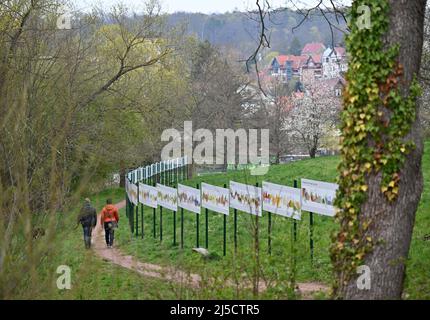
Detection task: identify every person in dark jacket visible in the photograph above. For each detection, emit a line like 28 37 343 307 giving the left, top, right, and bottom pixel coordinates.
77 198 97 249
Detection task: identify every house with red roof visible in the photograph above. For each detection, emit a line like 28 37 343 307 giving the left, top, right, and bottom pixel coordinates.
268 42 347 83
269 54 308 81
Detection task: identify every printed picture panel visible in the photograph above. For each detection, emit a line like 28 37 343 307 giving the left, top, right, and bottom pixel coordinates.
178 184 201 214
139 183 158 209
157 184 178 211
229 181 262 216
129 182 139 205
262 181 301 220
201 182 229 215
301 179 338 217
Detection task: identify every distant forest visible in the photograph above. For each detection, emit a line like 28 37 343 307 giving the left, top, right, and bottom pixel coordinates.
166 8 347 62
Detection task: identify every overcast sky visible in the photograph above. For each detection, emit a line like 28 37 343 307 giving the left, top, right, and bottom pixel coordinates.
73 0 350 14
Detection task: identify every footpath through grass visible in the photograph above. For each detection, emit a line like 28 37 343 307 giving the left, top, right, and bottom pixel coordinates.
116 142 430 299
13 188 194 300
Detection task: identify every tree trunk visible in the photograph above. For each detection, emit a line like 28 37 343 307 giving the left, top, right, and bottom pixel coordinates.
119 160 126 188
340 0 427 299
275 152 280 164
309 146 317 158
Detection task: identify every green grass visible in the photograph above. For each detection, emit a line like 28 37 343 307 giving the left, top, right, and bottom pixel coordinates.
16 141 428 300
116 142 430 299
404 142 430 299
12 188 196 300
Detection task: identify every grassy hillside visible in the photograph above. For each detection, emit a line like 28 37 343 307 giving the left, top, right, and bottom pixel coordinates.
15 142 428 299
116 141 430 299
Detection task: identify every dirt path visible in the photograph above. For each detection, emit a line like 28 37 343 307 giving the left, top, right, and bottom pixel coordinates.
92 201 328 298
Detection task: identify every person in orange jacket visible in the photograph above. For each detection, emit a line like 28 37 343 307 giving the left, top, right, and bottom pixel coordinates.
100 199 119 248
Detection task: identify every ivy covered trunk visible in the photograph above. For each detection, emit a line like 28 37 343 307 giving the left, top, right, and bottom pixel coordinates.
332 0 427 299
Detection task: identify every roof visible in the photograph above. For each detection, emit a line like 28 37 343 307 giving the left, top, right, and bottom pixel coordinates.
290 55 309 69
301 42 326 55
323 47 346 58
273 55 308 70
334 47 346 56
275 55 290 66
310 54 322 64
302 54 323 68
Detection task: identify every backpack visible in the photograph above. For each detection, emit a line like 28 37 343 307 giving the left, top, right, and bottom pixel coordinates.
105 207 118 229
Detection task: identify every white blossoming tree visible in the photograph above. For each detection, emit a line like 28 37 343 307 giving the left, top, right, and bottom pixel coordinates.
286 81 342 158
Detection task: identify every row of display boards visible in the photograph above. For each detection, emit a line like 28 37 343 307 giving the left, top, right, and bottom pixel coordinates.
125 178 339 219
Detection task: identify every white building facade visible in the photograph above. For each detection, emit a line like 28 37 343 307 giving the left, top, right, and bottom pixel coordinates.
322 47 348 79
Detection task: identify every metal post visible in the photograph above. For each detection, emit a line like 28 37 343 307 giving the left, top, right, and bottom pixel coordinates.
160 207 163 242
173 210 177 246
268 211 272 255
310 212 314 264
223 214 227 256
205 208 209 249
173 165 176 185
294 180 298 242
234 208 237 253
196 213 200 248
135 204 139 237
141 204 144 239
153 207 156 238
130 203 134 233
181 208 184 249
